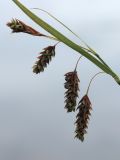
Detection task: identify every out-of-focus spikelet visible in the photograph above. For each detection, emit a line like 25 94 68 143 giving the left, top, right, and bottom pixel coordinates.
7 19 45 36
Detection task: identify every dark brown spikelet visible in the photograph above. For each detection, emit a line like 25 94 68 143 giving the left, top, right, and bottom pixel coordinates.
33 45 56 74
75 95 92 142
64 71 80 112
7 19 45 36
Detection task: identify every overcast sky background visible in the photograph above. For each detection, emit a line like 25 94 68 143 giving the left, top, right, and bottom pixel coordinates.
0 0 120 160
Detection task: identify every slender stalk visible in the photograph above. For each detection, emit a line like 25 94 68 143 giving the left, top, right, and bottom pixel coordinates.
11 0 120 85
74 56 82 71
54 41 60 47
86 72 105 95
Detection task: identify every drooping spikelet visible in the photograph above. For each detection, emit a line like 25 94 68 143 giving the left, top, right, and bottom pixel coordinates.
64 71 80 112
75 95 92 141
7 19 45 36
33 45 56 74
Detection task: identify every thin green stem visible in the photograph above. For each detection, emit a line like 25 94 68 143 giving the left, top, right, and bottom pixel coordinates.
86 72 105 95
54 41 60 47
74 56 82 71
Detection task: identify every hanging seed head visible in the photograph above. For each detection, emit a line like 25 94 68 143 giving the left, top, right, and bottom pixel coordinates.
33 45 56 74
7 19 45 36
75 95 92 142
64 71 80 112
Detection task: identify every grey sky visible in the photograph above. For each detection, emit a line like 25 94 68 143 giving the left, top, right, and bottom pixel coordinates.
0 0 120 160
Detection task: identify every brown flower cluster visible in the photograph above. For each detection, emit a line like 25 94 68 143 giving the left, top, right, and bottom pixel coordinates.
7 19 45 36
33 46 56 74
64 71 80 112
75 95 92 141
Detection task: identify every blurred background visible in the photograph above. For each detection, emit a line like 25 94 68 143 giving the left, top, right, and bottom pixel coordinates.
0 0 120 160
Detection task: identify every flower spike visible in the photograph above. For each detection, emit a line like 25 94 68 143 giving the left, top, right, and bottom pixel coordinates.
64 56 81 112
33 45 56 74
75 95 92 141
7 19 46 36
64 71 80 112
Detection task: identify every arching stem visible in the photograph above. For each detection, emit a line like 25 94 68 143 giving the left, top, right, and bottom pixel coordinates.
54 41 60 47
74 56 83 71
86 72 105 95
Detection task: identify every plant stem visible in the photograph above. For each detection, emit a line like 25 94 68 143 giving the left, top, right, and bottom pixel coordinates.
11 0 120 85
54 41 60 47
86 72 105 95
74 56 82 71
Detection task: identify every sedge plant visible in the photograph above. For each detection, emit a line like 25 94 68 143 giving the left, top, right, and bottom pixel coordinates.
7 0 120 141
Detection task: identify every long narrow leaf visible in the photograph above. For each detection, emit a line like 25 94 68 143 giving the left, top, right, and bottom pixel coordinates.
11 0 120 85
